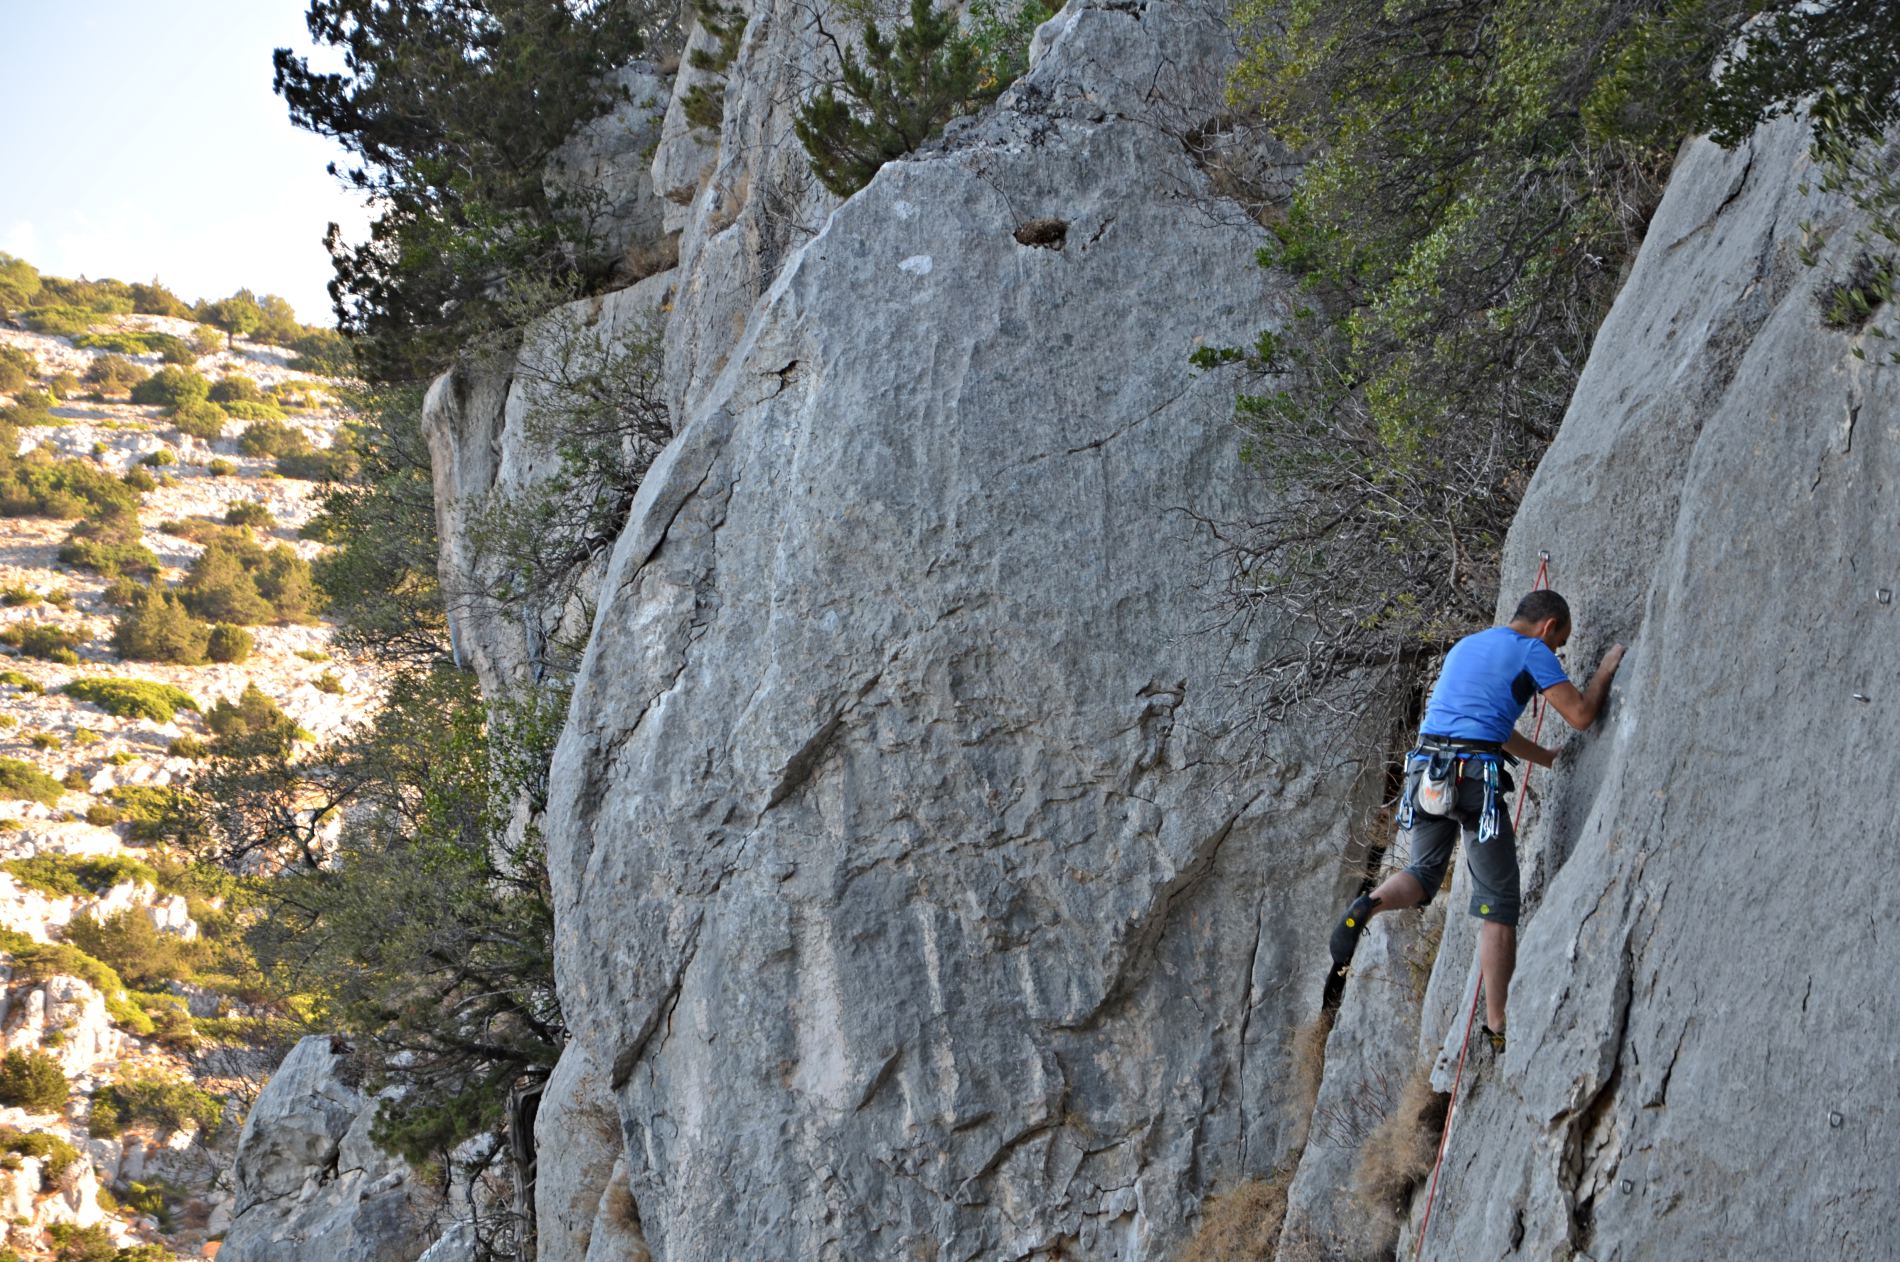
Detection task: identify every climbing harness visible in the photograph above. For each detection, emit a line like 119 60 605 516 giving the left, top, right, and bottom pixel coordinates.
1410 551 1551 1262
1396 744 1511 841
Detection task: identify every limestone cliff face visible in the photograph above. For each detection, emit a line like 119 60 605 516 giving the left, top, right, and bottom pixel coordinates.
532 1 1365 1259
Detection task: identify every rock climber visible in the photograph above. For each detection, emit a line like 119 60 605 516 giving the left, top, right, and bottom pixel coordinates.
1327 589 1626 1052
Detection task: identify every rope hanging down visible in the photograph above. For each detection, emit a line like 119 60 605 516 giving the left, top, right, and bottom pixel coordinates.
1409 550 1551 1262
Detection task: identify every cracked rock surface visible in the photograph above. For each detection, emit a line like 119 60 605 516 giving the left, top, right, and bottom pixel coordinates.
537 0 1366 1257
219 1037 441 1262
1386 114 1900 1260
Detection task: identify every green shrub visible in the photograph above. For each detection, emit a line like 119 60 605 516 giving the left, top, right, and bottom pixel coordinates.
28 732 62 751
120 466 157 493
794 0 1002 196
139 448 177 468
224 500 275 528
169 399 227 441
222 399 287 422
22 305 104 337
46 1222 128 1262
313 670 345 695
128 366 210 411
0 253 38 313
46 372 82 401
0 621 85 662
0 930 125 1000
294 648 330 662
208 375 265 404
205 623 254 663
65 911 198 988
82 354 149 394
205 683 301 752
0 584 37 606
0 345 35 393
0 449 138 519
0 669 43 692
166 734 208 759
0 1125 80 1183
0 1041 66 1117
205 458 237 477
178 533 319 624
0 1050 68 1112
59 507 159 579
4 854 158 897
129 280 190 319
88 1073 222 1138
110 584 212 664
236 419 311 458
61 676 199 722
286 326 352 375
0 757 65 805
61 769 85 790
105 785 190 841
105 751 135 766
86 803 122 826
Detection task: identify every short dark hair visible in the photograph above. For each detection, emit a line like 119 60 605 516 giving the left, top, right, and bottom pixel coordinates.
1512 589 1571 628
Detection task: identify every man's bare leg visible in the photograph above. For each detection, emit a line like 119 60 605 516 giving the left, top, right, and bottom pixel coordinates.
1363 870 1426 915
1479 921 1516 1032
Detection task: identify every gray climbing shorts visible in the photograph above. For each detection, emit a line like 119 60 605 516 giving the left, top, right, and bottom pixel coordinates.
1399 761 1520 926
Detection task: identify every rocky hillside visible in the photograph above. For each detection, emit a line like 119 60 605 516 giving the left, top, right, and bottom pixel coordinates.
0 312 368 1260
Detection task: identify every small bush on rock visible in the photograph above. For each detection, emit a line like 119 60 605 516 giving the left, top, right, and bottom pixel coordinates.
170 400 227 441
0 1050 68 1112
61 676 199 723
129 366 210 411
111 583 213 664
205 622 254 663
236 419 310 458
0 757 65 805
224 500 274 528
83 354 149 394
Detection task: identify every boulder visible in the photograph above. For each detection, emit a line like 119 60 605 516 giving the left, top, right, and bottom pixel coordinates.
217 1036 439 1262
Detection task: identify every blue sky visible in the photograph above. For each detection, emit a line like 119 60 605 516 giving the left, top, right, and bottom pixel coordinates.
0 0 368 326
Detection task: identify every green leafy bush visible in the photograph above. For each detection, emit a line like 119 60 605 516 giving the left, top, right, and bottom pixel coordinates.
129 280 191 319
0 621 85 662
206 458 237 477
286 326 352 375
179 534 319 624
29 732 62 752
111 583 213 664
794 0 1001 197
0 757 66 805
121 466 157 493
0 345 37 392
237 419 311 458
169 399 228 441
224 500 275 528
313 670 345 695
0 450 139 519
22 305 106 337
86 804 122 826
4 854 159 897
0 252 39 312
140 448 177 468
88 1073 223 1138
61 676 200 722
206 622 254 663
167 734 209 759
106 785 191 842
223 399 287 422
66 911 199 988
58 507 160 579
129 366 210 411
0 1125 80 1183
208 374 265 404
205 683 301 752
82 354 149 393
0 669 43 692
0 1050 68 1111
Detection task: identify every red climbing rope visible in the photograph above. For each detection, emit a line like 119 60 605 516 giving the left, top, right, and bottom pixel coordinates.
1410 551 1551 1262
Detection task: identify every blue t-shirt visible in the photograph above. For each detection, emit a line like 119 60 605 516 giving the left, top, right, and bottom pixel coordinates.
1419 626 1570 743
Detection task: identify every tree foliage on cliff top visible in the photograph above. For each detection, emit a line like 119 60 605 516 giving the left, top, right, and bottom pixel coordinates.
273 0 660 384
1213 0 1900 722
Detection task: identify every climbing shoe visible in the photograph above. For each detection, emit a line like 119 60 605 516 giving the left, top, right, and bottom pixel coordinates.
1481 1024 1507 1054
1328 895 1376 973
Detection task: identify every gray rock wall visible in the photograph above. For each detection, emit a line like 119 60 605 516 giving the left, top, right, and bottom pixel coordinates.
219 1037 442 1262
1359 116 1900 1260
537 1 1374 1258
